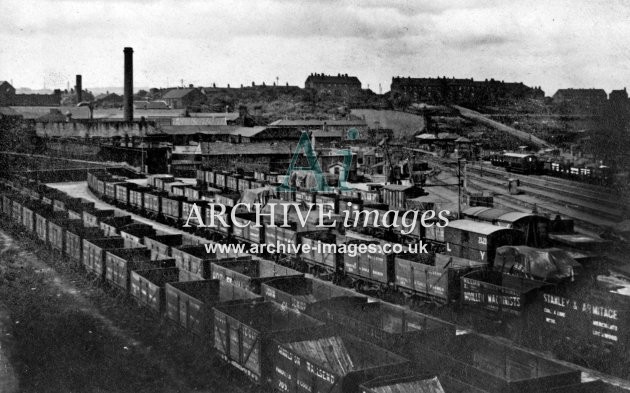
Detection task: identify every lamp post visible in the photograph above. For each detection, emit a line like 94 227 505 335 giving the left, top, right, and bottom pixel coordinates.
457 157 466 218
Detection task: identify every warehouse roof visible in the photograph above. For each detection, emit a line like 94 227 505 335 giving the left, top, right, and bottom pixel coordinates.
202 141 294 155
162 88 199 99
268 119 366 127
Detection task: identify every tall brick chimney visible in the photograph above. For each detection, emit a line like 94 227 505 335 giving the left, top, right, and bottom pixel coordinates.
75 75 82 103
123 47 134 122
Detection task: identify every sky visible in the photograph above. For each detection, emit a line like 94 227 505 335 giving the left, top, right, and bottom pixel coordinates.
2 0 630 96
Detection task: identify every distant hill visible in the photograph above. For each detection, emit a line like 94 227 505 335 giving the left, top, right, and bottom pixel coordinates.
351 109 425 139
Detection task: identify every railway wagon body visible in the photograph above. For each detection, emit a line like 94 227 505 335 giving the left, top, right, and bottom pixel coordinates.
461 270 547 316
130 267 179 313
462 207 550 247
237 177 254 193
274 334 410 393
172 243 248 281
47 218 82 253
99 215 135 237
114 182 140 208
147 174 174 189
359 375 448 393
354 202 391 232
164 279 262 337
21 200 40 234
261 276 365 313
161 195 186 223
182 186 202 202
195 169 206 186
539 288 630 349
226 173 242 192
299 232 341 274
119 224 156 248
143 190 168 217
215 193 240 209
214 171 229 190
180 199 210 228
104 181 126 202
395 253 485 303
172 244 215 281
382 184 425 211
82 237 125 279
129 186 151 212
2 194 14 217
143 233 183 260
11 197 24 224
213 301 325 384
204 170 216 188
35 208 68 244
64 225 106 266
211 257 303 294
164 182 188 196
104 248 172 292
307 297 456 353
82 206 115 228
342 236 396 288
232 213 265 244
424 333 580 393
204 204 232 237
444 220 524 265
64 198 94 221
502 152 540 174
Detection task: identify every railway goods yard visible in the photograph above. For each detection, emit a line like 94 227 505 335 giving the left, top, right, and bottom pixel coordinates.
3 8 630 390
0 148 629 393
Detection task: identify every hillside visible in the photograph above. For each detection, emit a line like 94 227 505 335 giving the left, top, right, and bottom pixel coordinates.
351 109 425 139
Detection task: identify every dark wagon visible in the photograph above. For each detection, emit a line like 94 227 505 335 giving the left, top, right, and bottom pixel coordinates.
274 334 410 393
444 220 524 265
82 237 125 279
261 276 365 313
213 301 326 384
130 267 180 313
211 257 303 294
164 279 262 337
64 224 106 266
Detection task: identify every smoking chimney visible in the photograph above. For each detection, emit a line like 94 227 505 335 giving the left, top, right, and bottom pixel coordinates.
75 75 82 103
123 47 134 122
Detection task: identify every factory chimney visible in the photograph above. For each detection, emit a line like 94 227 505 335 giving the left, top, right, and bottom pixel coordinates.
123 47 134 122
75 75 82 103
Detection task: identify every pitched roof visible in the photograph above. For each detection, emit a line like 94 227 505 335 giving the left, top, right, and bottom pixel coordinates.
162 88 200 99
306 74 361 85
268 119 367 127
157 125 266 137
202 141 294 155
134 101 169 110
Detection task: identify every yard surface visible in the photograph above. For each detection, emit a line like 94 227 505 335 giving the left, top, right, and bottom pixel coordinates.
0 226 261 393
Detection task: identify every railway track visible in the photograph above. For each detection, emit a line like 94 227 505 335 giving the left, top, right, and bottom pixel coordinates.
466 163 625 214
465 171 620 223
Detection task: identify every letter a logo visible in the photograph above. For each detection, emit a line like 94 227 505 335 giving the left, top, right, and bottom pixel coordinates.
278 131 331 192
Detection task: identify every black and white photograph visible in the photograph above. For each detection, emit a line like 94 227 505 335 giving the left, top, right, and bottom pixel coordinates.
1 1 629 392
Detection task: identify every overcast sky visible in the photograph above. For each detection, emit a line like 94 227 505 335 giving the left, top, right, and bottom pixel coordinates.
2 0 630 95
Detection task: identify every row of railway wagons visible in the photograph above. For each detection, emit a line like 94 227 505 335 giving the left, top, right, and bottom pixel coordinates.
489 152 614 186
1 179 614 393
